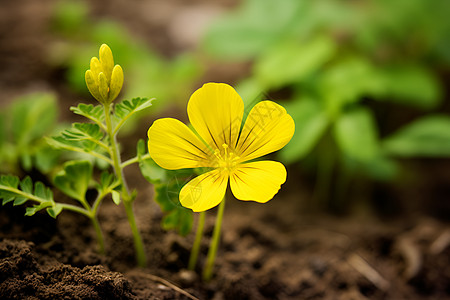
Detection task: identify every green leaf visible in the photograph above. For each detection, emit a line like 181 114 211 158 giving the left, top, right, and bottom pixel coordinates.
54 160 93 202
10 93 58 146
139 156 167 184
19 176 33 194
153 171 195 236
161 209 193 237
382 115 450 157
254 36 335 88
279 98 329 163
25 202 53 216
375 65 442 110
334 108 379 162
203 0 306 59
113 98 154 132
46 204 63 219
319 57 381 116
61 123 104 141
70 103 105 125
111 190 121 205
0 175 54 210
96 172 119 193
136 139 146 157
13 197 28 206
48 135 99 153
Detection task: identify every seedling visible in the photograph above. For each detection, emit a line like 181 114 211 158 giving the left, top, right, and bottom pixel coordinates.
147 82 294 280
1 44 154 267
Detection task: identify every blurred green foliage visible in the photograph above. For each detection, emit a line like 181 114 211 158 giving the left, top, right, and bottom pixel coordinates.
50 0 203 118
0 93 62 175
203 0 450 210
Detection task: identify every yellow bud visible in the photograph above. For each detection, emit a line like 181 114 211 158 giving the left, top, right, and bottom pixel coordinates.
89 57 102 82
109 65 124 102
99 44 114 84
98 72 109 102
85 44 124 104
85 70 102 102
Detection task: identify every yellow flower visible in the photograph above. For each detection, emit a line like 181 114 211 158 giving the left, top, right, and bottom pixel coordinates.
85 44 124 104
148 83 295 212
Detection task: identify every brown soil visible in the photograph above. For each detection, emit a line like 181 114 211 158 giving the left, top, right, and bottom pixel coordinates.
1 0 450 299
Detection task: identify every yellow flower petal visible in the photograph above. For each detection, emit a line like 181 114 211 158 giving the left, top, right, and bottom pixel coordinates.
89 57 102 82
230 161 286 203
148 118 211 170
99 44 114 83
180 169 228 212
85 70 102 102
109 65 123 102
236 101 295 162
98 72 109 102
187 83 244 151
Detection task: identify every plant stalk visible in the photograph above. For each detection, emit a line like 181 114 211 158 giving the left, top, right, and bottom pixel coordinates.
202 198 226 281
188 211 205 270
104 103 147 267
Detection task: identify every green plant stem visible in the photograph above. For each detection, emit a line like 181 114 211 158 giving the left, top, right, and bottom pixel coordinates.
121 153 151 168
90 215 105 254
103 103 147 267
188 211 205 270
202 198 226 281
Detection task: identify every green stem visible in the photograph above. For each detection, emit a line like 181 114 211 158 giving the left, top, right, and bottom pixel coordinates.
188 212 205 270
103 103 147 267
90 216 105 254
121 153 151 169
202 198 226 281
123 200 147 267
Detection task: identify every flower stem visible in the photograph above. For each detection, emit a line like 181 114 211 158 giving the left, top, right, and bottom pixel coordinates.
188 211 205 270
202 198 226 281
104 103 147 267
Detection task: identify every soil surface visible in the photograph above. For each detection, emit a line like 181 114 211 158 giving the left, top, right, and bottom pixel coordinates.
1 0 450 299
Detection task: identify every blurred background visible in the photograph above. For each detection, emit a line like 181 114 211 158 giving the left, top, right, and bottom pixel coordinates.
0 0 449 218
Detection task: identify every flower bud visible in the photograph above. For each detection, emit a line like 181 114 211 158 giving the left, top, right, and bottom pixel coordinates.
85 44 124 104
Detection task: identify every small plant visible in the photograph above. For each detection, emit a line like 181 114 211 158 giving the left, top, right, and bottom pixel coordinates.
1 44 154 267
0 92 61 175
147 82 294 280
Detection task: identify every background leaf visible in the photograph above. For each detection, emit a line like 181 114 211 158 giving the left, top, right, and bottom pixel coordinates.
280 98 329 163
382 115 450 157
334 108 379 162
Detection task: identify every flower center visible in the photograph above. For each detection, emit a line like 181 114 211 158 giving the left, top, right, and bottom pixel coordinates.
214 144 240 173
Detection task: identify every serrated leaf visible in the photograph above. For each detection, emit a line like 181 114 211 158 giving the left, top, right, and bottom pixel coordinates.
111 190 121 205
70 103 105 125
2 196 15 205
0 175 54 209
334 108 379 162
48 135 98 153
62 123 104 141
113 98 154 132
54 160 93 202
25 202 52 217
13 197 27 206
19 177 33 194
0 175 20 189
46 204 63 218
382 115 450 157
